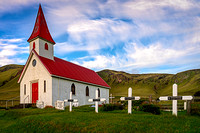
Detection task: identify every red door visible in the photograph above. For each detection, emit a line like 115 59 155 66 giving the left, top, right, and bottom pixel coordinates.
32 82 38 103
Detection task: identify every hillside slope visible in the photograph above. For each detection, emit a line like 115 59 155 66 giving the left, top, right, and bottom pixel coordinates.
0 64 199 100
0 64 23 100
97 69 200 98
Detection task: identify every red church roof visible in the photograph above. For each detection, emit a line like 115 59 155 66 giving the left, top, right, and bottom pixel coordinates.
27 4 55 44
37 53 110 88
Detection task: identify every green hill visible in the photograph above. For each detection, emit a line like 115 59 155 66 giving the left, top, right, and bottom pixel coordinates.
97 69 200 98
0 64 24 100
0 64 200 100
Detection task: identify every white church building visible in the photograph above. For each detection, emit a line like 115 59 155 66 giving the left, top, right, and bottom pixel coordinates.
18 5 110 107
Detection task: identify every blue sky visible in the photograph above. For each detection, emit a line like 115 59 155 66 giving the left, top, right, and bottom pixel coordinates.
0 0 200 74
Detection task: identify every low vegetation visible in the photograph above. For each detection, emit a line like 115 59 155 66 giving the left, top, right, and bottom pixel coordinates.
0 106 200 132
139 104 161 115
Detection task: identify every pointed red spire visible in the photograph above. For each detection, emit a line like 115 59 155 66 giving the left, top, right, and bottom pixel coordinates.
27 4 55 44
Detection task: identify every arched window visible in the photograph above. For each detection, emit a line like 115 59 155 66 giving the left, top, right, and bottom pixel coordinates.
98 88 100 98
71 83 75 95
86 86 89 96
45 43 48 50
33 42 35 49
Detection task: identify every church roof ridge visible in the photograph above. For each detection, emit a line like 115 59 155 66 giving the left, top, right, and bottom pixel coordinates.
27 4 55 44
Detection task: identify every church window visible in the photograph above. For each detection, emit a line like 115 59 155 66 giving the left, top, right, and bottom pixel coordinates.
98 88 100 98
86 86 89 96
24 84 26 95
44 80 46 93
71 83 75 95
33 42 35 49
32 59 36 67
45 43 48 50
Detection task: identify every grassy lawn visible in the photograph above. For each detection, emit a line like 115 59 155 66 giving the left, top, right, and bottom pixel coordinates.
0 106 200 133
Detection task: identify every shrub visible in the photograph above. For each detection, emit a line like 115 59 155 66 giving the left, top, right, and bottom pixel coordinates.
101 104 124 111
139 104 161 115
122 99 145 107
191 103 200 116
194 91 200 96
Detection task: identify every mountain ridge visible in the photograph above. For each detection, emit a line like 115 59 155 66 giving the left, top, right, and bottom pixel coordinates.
0 64 199 100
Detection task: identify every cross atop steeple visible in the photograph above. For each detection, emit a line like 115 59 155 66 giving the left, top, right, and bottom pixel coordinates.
28 4 55 44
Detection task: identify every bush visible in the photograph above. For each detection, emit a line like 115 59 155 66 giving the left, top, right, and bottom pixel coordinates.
122 99 145 107
101 104 124 111
191 103 200 116
139 104 161 115
194 91 200 96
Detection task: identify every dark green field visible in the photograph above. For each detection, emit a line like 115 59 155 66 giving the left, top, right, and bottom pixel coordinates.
0 106 200 133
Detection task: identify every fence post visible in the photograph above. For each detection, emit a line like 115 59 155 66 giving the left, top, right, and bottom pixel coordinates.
186 100 191 115
6 101 7 109
12 100 13 106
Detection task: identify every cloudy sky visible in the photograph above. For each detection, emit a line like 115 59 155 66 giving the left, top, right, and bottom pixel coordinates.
0 0 200 74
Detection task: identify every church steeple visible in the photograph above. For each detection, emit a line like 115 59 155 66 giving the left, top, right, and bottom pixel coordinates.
28 4 55 44
28 4 55 60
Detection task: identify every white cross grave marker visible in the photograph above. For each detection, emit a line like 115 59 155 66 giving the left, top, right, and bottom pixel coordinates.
109 94 115 103
88 89 106 113
159 84 193 116
120 87 140 114
64 91 78 112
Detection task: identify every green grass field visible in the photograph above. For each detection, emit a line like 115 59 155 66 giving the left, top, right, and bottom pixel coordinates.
0 64 23 100
0 106 200 133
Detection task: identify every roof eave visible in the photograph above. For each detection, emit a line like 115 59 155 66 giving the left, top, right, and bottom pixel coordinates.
51 74 110 89
27 36 55 44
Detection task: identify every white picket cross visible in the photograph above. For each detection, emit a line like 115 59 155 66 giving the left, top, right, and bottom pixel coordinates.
120 87 140 114
64 91 78 112
88 89 106 113
159 84 193 116
109 94 115 103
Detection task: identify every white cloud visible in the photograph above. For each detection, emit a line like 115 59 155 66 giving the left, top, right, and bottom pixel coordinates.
0 38 28 66
72 55 118 70
55 18 136 54
1 0 200 73
0 38 23 43
73 40 200 73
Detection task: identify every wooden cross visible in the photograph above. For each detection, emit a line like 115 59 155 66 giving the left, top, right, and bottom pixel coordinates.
159 84 193 116
109 94 115 103
120 87 140 114
88 89 106 113
64 91 78 112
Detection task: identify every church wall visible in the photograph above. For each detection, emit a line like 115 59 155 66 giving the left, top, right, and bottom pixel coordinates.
38 39 54 60
20 53 52 106
52 77 109 106
29 38 54 60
